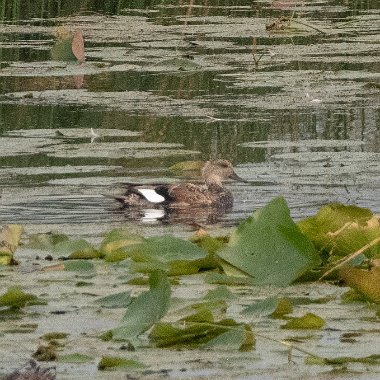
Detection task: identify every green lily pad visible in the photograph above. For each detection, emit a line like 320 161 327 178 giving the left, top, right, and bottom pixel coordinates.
150 309 254 351
98 356 144 370
58 353 94 363
110 271 171 341
128 236 207 263
241 296 280 317
94 291 132 308
282 313 325 329
0 287 38 309
204 285 236 301
28 232 69 250
101 229 144 261
56 239 100 259
63 260 95 272
217 197 320 286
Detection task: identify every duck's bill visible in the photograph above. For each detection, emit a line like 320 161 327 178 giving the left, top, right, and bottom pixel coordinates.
229 172 249 183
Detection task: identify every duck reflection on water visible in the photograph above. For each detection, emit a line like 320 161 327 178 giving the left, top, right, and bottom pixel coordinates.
110 160 248 224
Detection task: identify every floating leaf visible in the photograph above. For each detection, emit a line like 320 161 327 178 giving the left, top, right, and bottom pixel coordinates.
298 204 379 258
305 354 380 365
0 287 38 309
98 356 144 370
150 310 254 351
0 224 23 264
241 297 279 317
128 236 207 263
271 298 293 318
94 291 132 309
217 197 320 286
63 260 95 272
105 235 207 275
28 232 69 250
282 313 325 329
41 332 69 341
204 324 255 352
204 285 236 301
339 267 380 303
100 229 144 261
110 271 171 341
55 239 100 259
58 353 94 363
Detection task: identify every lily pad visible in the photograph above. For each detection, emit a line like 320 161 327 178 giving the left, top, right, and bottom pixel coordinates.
0 225 23 265
28 232 69 250
217 197 320 286
58 353 94 363
241 296 280 317
282 313 325 329
110 271 171 341
0 287 39 309
298 204 379 258
203 285 236 301
94 291 132 309
339 267 380 303
150 309 254 351
98 356 144 370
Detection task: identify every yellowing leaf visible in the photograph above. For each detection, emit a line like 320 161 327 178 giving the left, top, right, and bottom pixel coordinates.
340 267 380 303
0 224 23 264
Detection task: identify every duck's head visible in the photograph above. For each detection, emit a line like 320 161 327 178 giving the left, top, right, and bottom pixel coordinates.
202 159 247 186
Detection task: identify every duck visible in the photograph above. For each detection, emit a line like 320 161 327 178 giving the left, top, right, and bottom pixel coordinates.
111 159 248 209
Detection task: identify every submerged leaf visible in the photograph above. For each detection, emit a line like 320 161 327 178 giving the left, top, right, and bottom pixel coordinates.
111 271 171 341
217 197 320 286
339 267 380 303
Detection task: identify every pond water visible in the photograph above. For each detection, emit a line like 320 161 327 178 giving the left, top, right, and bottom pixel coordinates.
0 0 380 378
0 0 379 237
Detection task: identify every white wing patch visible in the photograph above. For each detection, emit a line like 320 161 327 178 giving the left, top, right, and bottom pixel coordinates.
138 189 166 203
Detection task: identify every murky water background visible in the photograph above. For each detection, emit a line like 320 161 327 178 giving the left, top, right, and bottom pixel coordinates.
0 0 380 378
0 0 379 236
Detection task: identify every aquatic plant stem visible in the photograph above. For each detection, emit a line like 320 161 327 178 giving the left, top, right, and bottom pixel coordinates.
319 236 380 281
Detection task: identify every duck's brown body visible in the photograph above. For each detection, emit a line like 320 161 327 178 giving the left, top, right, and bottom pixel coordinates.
112 160 246 209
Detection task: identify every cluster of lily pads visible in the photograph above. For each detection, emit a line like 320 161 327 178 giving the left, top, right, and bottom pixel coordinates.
1 197 380 370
